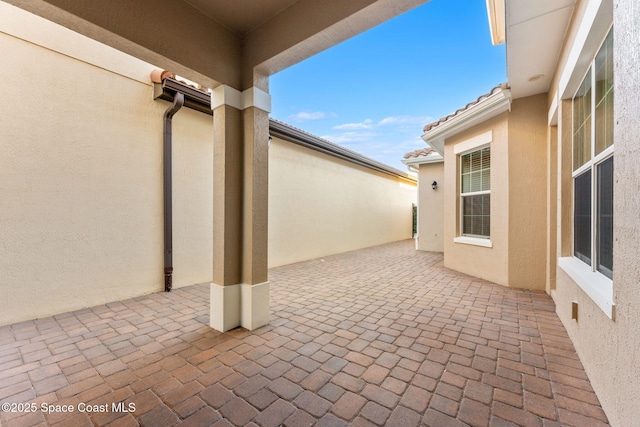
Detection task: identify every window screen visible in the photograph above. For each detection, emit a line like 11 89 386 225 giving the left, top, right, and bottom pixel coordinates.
574 170 592 265
461 147 490 238
597 157 613 278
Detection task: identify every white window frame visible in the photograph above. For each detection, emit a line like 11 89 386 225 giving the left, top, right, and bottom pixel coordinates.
560 25 614 320
453 131 493 248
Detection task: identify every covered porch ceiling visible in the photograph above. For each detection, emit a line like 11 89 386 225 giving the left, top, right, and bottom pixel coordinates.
5 0 429 90
503 0 576 99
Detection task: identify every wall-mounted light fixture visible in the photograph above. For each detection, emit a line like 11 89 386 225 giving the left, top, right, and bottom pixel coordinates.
431 181 438 190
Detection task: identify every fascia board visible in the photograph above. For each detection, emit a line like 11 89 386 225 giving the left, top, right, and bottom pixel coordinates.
421 133 445 156
422 89 511 155
486 0 506 45
402 153 444 166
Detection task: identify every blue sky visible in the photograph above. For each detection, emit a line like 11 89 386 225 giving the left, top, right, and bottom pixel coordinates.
270 0 506 171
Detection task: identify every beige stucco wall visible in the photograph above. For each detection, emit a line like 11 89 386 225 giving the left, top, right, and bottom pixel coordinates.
558 99 573 258
172 111 215 289
417 162 444 252
549 1 640 425
268 138 417 267
443 114 510 286
441 97 548 289
0 3 418 325
546 124 558 294
0 5 214 325
507 94 548 290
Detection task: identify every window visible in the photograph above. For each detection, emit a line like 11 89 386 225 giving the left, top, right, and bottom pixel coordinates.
460 147 490 238
572 28 613 279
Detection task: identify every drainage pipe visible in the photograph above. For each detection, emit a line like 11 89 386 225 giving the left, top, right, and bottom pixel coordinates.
163 92 184 292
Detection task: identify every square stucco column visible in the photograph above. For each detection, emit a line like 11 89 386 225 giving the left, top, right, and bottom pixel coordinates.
210 84 271 332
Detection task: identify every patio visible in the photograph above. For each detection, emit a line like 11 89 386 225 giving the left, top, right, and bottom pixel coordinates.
0 240 608 427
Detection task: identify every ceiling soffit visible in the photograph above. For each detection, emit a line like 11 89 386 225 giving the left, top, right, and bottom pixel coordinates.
182 0 299 35
5 0 429 90
506 0 576 99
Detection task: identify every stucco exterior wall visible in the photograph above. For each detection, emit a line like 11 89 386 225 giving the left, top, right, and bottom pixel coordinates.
0 3 418 325
440 98 548 290
558 99 573 258
443 114 510 286
549 0 640 425
507 94 548 290
546 124 558 294
268 138 417 267
607 4 640 422
172 111 215 289
0 6 214 325
416 162 444 252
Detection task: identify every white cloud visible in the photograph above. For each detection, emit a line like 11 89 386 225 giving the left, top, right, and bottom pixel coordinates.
377 115 434 126
287 111 327 122
332 119 374 130
321 131 378 144
318 117 435 170
332 115 433 131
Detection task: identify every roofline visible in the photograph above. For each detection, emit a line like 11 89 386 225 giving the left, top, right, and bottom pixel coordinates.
421 87 511 155
486 0 506 46
151 79 416 184
401 152 444 166
269 120 416 184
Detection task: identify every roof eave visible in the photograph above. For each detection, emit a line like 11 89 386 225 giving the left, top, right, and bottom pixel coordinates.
486 0 506 45
422 88 511 155
269 119 416 184
401 153 444 166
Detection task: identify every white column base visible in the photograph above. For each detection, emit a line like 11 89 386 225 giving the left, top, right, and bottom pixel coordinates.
210 283 240 332
241 282 270 330
209 282 270 332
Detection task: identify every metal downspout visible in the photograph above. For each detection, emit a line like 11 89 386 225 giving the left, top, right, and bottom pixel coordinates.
163 92 184 292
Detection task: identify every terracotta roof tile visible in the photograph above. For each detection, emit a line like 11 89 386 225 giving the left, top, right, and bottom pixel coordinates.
423 83 509 133
403 147 435 159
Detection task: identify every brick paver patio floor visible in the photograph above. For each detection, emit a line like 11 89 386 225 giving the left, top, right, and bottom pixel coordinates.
0 240 609 427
